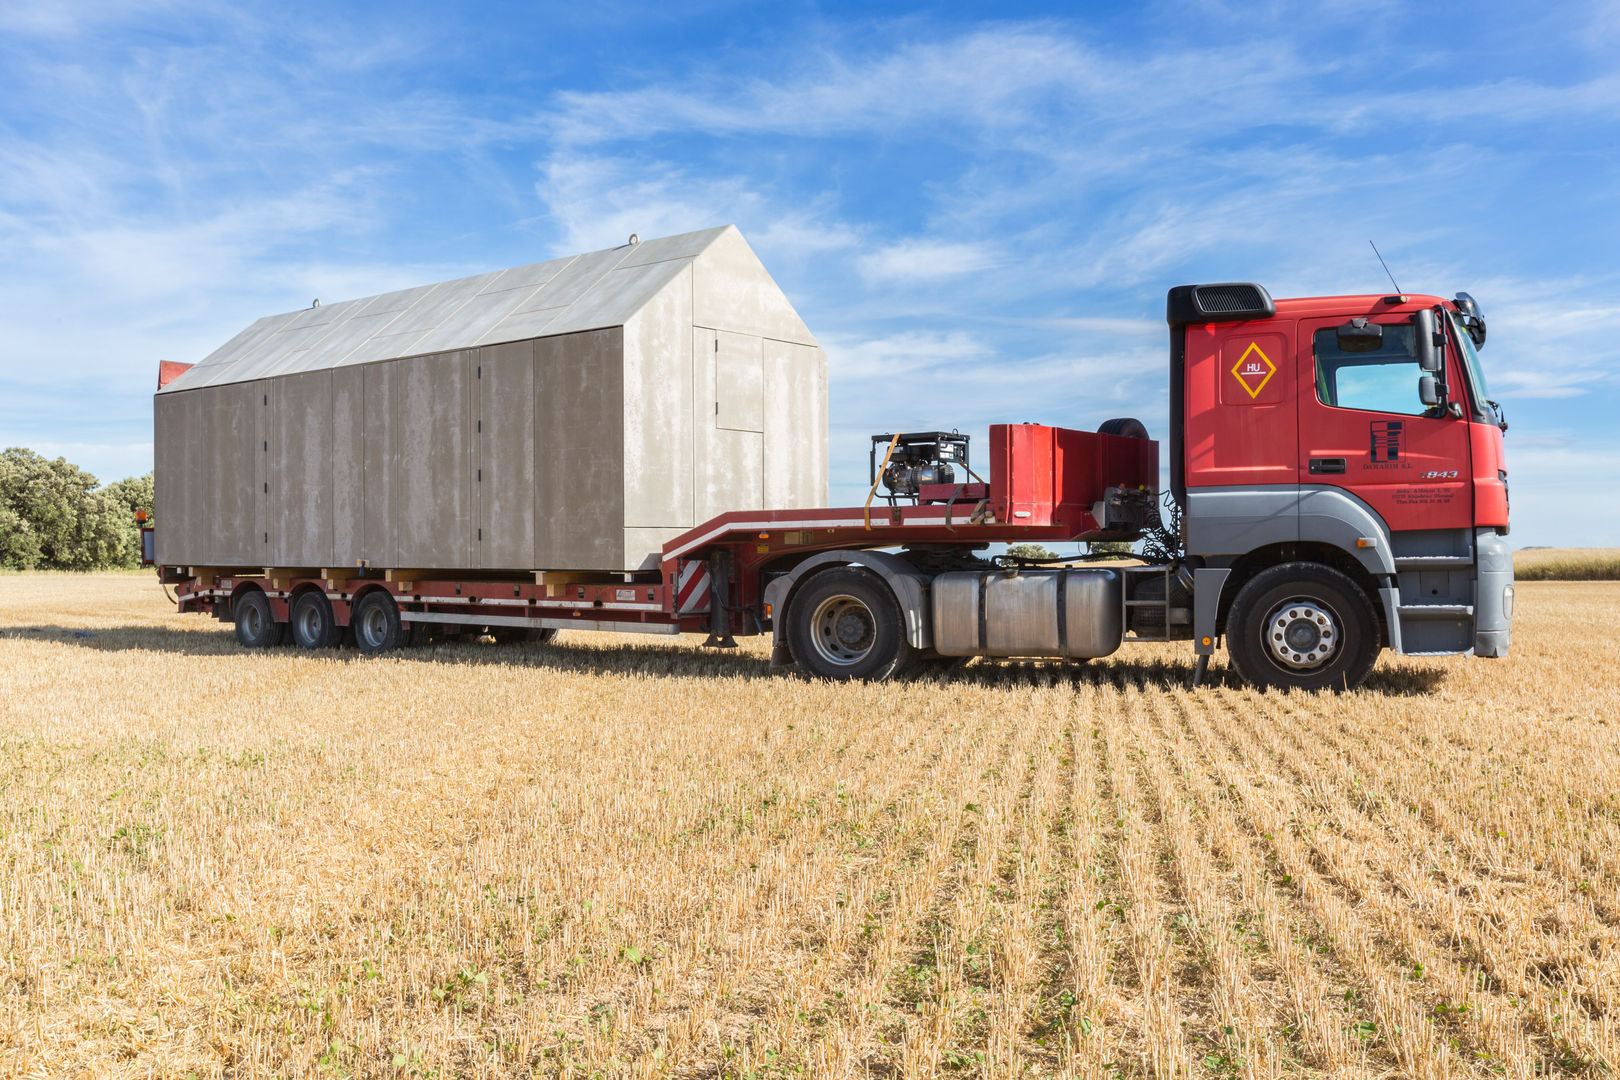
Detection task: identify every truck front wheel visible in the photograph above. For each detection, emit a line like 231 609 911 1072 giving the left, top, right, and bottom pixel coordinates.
786 568 916 682
1226 562 1379 691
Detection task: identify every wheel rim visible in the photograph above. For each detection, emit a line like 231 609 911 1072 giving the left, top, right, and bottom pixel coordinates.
295 601 324 645
1263 597 1339 670
241 602 263 640
358 604 389 649
808 594 877 667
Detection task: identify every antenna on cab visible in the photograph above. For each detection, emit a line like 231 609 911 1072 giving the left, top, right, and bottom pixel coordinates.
1369 240 1402 294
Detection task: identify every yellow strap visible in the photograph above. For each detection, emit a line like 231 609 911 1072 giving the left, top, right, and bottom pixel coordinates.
864 434 901 530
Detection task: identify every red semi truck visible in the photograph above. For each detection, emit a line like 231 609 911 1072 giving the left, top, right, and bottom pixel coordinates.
152 282 1510 691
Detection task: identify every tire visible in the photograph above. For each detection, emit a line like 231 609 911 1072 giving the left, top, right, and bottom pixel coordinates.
1226 562 1379 691
785 567 917 681
233 589 284 648
289 589 342 650
1098 417 1149 439
352 591 410 655
489 626 557 645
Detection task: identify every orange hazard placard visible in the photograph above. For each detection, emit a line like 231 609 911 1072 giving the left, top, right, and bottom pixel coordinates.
1221 335 1285 405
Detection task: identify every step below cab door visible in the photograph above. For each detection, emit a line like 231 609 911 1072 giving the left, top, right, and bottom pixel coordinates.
1296 312 1472 533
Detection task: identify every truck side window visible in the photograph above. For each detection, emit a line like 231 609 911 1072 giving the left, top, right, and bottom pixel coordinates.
1312 324 1430 416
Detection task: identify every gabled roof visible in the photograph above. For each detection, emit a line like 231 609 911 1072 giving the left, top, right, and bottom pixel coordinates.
161 225 813 394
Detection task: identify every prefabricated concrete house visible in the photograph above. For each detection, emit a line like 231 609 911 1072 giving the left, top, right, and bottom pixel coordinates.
154 226 829 573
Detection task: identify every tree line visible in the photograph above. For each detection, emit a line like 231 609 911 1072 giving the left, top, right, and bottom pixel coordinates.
0 448 154 571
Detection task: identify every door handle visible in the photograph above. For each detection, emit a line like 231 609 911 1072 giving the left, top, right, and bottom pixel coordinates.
1309 457 1346 475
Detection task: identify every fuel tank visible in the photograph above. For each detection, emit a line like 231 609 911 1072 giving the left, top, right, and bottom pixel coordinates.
931 569 1124 658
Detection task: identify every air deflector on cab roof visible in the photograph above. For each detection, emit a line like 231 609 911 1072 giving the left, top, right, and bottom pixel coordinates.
1166 283 1276 326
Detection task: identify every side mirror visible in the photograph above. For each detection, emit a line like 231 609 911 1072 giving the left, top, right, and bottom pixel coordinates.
1413 309 1444 373
1419 374 1441 408
1336 318 1383 353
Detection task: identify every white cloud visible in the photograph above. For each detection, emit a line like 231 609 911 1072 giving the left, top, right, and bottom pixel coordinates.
857 240 999 283
823 330 991 380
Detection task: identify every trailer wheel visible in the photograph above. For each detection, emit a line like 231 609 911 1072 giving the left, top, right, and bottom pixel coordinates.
490 626 557 645
233 589 284 649
786 568 916 681
352 592 410 655
1226 562 1378 691
1098 417 1149 439
289 590 342 650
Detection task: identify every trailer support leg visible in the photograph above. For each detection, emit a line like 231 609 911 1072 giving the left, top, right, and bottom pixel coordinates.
703 550 737 649
1191 653 1210 689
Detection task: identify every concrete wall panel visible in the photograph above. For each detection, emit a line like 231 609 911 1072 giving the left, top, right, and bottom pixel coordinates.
331 366 365 567
714 330 763 432
692 327 718 522
624 528 680 572
269 370 335 567
692 227 817 347
477 341 536 569
395 352 472 568
253 382 269 566
535 329 623 570
763 340 828 508
198 380 260 564
360 362 398 567
622 266 693 534
699 428 764 523
153 390 200 565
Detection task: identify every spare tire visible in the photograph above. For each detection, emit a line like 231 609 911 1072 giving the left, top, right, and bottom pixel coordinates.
1098 417 1149 439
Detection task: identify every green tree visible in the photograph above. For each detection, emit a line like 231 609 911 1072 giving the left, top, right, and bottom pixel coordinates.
101 471 155 567
0 448 129 570
1005 543 1057 561
0 504 43 570
1087 540 1136 554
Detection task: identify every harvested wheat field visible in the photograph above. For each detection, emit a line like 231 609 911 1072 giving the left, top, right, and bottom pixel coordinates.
1513 548 1620 581
0 573 1616 1079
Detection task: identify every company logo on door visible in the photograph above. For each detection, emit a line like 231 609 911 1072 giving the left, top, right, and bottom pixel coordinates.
1229 342 1276 398
1369 421 1402 463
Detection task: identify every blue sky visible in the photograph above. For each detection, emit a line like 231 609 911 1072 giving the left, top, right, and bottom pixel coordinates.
2 0 1617 547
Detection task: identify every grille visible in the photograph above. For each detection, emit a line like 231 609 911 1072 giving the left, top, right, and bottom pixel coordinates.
1195 284 1265 313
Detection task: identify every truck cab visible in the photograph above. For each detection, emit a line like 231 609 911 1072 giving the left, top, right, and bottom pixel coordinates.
1170 283 1512 688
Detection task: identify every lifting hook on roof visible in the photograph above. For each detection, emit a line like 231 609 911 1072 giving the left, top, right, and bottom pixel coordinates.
311 299 320 308
627 233 639 246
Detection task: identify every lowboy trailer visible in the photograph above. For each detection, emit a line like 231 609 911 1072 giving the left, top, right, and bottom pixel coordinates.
154 281 1512 691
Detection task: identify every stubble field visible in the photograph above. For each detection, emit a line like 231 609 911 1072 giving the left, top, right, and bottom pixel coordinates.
0 572 1616 1079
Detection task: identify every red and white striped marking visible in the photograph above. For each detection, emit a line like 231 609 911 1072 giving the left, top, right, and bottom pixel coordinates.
676 560 711 614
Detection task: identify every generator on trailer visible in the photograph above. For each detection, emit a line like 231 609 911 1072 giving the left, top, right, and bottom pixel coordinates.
150 232 1512 691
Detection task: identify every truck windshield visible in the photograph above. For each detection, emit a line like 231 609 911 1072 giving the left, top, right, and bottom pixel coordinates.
1447 310 1494 420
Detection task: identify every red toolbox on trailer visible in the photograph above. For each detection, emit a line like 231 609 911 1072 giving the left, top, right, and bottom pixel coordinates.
988 423 1158 528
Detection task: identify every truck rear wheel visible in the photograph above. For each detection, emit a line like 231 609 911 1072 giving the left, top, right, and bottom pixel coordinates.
786 568 916 682
233 589 284 649
1226 562 1378 691
352 591 410 655
289 590 342 650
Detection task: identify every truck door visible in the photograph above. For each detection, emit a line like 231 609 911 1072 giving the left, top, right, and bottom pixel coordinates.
1296 312 1472 532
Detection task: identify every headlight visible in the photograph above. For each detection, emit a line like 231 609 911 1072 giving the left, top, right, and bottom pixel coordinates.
1502 583 1514 619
